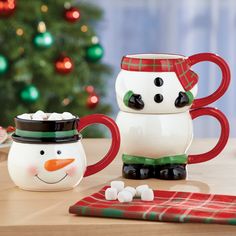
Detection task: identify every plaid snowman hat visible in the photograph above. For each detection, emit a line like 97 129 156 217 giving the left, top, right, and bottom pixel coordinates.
121 55 198 91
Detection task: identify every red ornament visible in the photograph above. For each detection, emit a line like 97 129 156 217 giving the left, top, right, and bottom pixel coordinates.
0 0 16 17
85 85 94 94
6 125 15 133
87 93 99 109
55 55 73 74
64 7 80 23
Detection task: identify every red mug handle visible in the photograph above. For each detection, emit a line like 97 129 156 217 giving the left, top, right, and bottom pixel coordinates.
188 53 230 108
77 114 120 177
188 107 229 164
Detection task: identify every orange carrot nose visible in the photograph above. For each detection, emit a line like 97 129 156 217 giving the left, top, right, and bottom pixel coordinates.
44 159 75 171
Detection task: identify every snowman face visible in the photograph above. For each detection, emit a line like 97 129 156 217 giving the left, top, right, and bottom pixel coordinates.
8 141 87 191
116 70 198 114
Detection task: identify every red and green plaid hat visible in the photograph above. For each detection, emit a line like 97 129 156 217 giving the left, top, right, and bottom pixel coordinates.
121 55 198 91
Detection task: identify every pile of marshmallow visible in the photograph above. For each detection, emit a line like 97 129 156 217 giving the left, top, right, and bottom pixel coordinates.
17 110 75 121
105 181 154 203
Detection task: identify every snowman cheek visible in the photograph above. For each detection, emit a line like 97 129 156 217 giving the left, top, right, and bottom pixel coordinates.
27 166 38 176
66 166 78 177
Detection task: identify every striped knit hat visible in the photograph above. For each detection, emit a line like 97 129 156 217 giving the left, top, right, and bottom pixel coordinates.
121 55 198 91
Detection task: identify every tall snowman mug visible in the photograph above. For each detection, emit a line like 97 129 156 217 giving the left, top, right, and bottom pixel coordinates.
8 114 120 191
116 53 230 180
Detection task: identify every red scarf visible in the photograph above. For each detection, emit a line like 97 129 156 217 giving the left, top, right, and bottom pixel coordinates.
121 56 198 91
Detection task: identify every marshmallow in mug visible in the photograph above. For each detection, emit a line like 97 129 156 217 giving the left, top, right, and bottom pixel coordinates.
32 110 47 120
17 110 75 121
17 113 32 120
47 112 63 120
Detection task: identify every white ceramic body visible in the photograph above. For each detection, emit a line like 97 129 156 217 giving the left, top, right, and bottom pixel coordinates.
115 54 199 159
116 111 193 159
8 141 87 191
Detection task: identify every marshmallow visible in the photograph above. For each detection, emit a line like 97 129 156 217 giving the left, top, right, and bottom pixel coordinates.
32 114 44 120
141 188 154 201
117 190 133 203
105 187 118 201
17 113 32 120
34 110 47 119
61 112 75 120
124 186 136 197
48 113 63 120
110 181 125 193
136 184 149 197
18 111 76 121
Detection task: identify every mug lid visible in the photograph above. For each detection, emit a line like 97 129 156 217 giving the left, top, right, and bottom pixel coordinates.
12 115 81 144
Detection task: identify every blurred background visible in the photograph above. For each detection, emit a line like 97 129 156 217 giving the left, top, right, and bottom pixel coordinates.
0 0 235 138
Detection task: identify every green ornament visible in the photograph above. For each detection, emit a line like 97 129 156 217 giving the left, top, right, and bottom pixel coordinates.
20 85 40 103
33 32 54 48
0 54 8 74
86 44 104 62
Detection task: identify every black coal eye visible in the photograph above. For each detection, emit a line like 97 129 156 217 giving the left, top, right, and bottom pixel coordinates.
154 94 163 103
40 150 45 155
57 150 61 155
154 77 163 87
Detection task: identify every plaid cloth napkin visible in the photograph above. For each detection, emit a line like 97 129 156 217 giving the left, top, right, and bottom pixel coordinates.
69 186 236 225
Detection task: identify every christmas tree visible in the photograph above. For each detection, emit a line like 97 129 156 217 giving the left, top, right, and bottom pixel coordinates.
0 0 111 137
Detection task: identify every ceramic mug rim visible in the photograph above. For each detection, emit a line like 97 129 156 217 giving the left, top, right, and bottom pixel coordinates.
15 113 78 124
125 53 186 60
12 114 80 144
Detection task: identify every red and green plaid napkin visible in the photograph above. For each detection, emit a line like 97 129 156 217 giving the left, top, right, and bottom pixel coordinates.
69 186 236 225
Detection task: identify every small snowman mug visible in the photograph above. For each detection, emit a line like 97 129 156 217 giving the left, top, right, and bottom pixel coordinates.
8 114 120 191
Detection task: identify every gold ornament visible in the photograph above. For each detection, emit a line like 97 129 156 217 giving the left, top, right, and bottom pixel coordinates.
16 28 24 36
62 98 71 106
41 5 48 13
81 25 88 32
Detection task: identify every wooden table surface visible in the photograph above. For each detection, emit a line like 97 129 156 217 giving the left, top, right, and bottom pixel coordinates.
1 138 236 236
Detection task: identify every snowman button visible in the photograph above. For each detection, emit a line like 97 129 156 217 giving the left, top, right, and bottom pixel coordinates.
154 77 163 87
154 94 163 103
